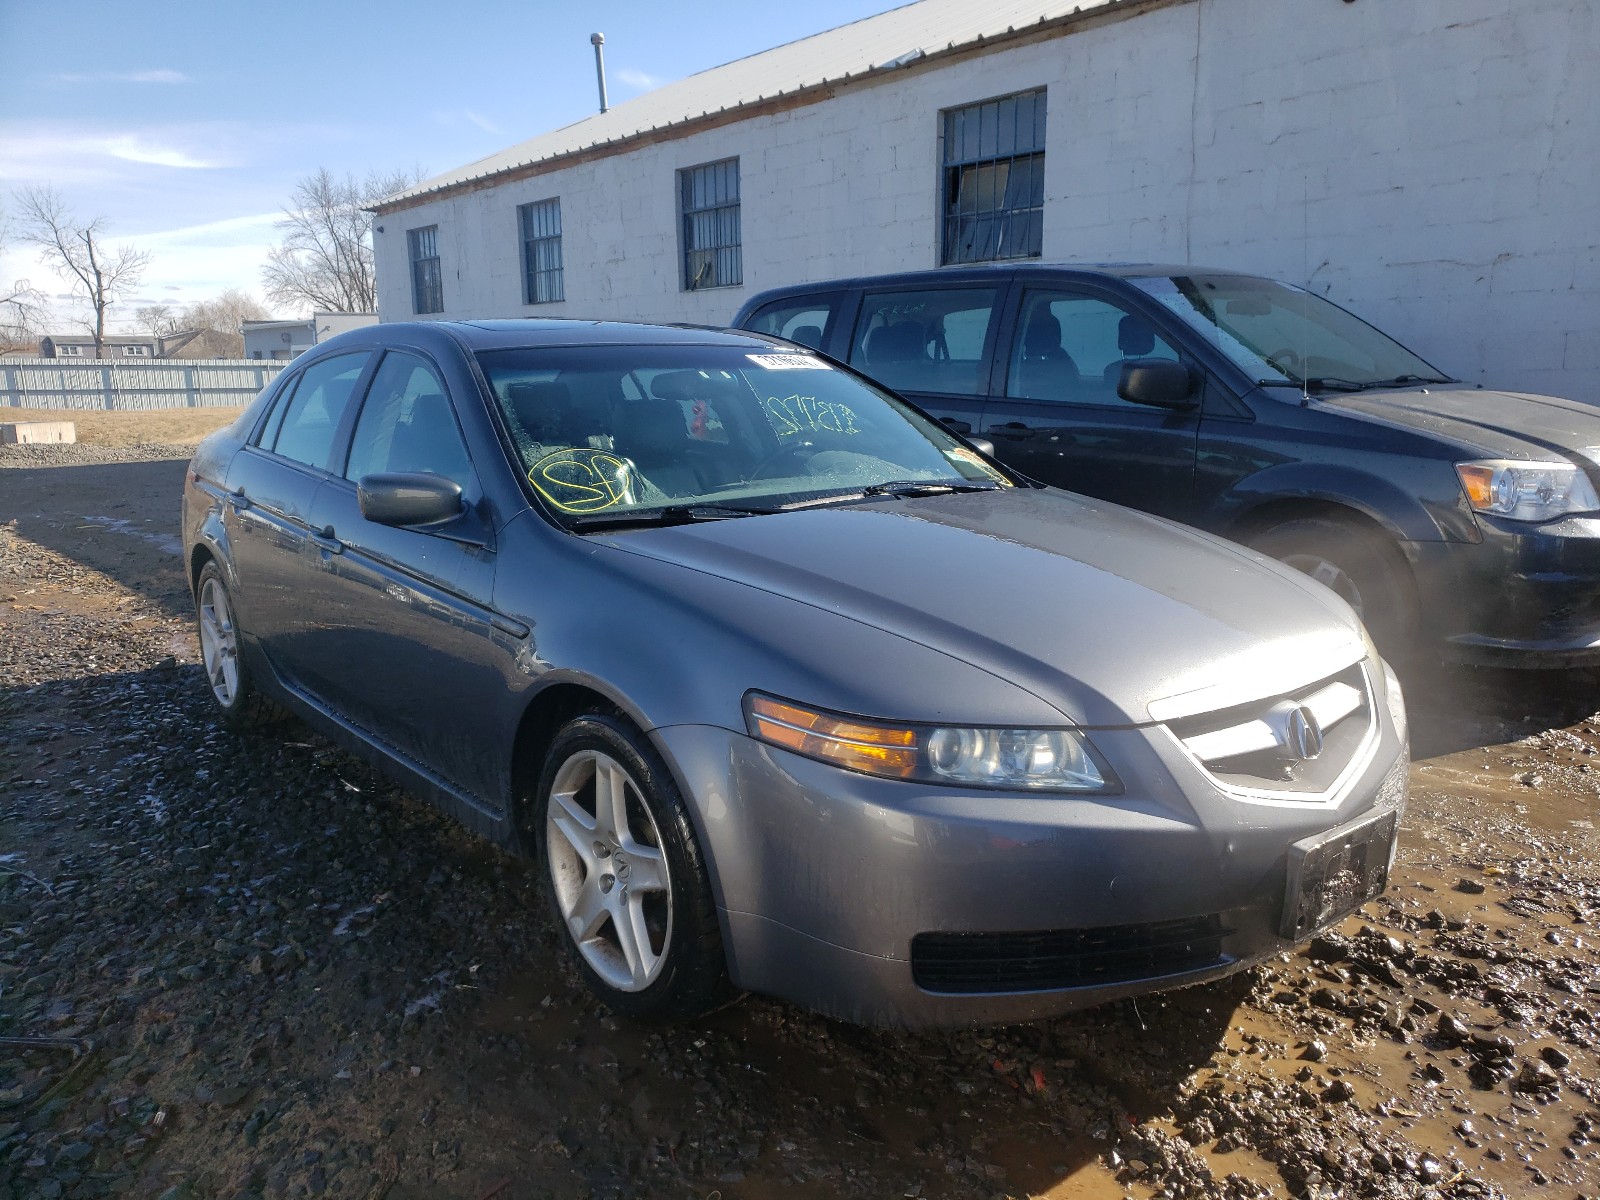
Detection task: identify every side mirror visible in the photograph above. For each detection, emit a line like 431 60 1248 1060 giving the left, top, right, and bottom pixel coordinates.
357 472 464 527
967 437 996 458
1118 359 1197 409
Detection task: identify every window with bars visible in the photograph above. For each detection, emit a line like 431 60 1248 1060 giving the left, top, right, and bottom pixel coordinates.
408 225 443 314
519 198 564 304
941 89 1046 265
679 158 741 291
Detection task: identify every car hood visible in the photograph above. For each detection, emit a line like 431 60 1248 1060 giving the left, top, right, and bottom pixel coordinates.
1315 386 1600 467
598 488 1366 727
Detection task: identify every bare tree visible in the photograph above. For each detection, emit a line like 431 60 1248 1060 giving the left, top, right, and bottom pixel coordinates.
135 302 182 338
0 201 44 344
15 186 150 357
166 288 271 357
261 167 424 314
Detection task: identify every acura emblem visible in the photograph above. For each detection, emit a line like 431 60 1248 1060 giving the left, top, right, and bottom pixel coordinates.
1285 706 1324 761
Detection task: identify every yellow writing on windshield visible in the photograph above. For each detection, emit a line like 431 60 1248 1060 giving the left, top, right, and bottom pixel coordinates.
763 394 861 438
529 448 633 513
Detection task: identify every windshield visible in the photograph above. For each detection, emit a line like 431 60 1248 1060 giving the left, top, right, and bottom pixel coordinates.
476 345 1010 528
1129 274 1451 390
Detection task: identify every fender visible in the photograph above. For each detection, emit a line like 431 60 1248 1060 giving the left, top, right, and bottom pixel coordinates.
1213 460 1480 546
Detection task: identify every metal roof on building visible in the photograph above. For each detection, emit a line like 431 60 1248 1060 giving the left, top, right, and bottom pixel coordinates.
376 0 1124 212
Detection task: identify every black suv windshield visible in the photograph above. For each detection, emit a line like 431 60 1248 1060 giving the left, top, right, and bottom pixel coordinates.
476 345 1010 529
1130 274 1451 391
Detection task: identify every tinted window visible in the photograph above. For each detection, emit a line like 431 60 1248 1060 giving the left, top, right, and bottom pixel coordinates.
1006 292 1180 407
255 372 301 449
268 352 371 470
849 287 997 396
345 351 472 489
746 297 836 350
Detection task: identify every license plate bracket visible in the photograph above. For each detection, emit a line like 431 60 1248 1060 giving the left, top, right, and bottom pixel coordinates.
1280 809 1398 940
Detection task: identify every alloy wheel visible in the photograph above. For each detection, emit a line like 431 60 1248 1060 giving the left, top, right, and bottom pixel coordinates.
545 749 674 992
197 576 240 706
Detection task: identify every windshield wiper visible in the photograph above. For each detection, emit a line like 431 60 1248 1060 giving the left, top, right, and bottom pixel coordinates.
569 503 777 531
1257 377 1366 393
1258 373 1454 394
857 479 1005 499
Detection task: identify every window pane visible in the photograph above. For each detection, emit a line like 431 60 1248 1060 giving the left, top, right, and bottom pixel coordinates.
346 351 472 489
849 288 998 395
1006 293 1181 407
270 352 371 470
940 90 1045 265
680 159 741 290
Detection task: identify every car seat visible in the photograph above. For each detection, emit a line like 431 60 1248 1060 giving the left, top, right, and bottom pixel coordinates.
612 400 701 499
1103 315 1159 390
1013 307 1080 400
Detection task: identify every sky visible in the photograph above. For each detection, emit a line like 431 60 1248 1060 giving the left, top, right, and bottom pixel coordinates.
0 0 908 333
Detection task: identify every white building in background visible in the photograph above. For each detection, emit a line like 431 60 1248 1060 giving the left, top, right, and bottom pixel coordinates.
241 312 378 360
371 0 1598 402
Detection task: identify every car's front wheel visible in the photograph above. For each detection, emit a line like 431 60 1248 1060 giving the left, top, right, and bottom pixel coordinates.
1251 516 1417 660
536 714 730 1021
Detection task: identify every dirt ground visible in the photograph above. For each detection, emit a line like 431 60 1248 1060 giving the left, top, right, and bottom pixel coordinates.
1 407 243 449
2 440 1599 1200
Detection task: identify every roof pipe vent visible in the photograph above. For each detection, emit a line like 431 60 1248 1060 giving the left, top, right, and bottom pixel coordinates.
590 32 609 113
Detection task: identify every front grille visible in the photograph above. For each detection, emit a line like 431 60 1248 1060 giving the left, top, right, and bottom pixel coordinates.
911 915 1227 994
1168 662 1375 795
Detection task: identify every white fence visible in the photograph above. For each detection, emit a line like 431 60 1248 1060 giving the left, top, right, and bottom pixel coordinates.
0 358 286 411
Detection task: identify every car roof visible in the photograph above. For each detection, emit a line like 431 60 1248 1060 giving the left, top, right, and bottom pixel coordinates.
438 318 784 351
741 261 1259 298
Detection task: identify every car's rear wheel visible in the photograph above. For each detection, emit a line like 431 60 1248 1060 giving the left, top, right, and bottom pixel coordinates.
194 561 278 728
1251 516 1416 660
537 714 730 1021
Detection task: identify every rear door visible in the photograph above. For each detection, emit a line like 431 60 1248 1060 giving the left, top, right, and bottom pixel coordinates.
223 350 374 691
843 282 1005 437
983 286 1200 517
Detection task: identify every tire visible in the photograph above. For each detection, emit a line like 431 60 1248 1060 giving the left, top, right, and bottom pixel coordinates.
1250 516 1417 661
194 561 279 729
536 713 731 1022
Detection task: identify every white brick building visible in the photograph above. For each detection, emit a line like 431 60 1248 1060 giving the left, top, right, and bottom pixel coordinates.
372 0 1599 401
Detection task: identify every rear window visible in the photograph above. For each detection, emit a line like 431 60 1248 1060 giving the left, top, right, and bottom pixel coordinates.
848 288 997 396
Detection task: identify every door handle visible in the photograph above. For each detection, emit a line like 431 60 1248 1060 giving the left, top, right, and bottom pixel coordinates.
309 527 343 555
989 421 1033 439
225 490 250 512
938 418 972 435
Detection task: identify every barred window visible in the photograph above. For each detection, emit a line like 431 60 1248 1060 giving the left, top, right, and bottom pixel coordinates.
408 225 443 314
941 90 1046 265
680 158 741 291
520 199 564 304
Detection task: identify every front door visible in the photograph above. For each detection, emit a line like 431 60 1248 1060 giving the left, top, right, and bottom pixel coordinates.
983 289 1200 518
299 349 509 805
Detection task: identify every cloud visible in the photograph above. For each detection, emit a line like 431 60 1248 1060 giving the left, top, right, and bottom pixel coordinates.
54 69 190 85
431 110 502 136
0 121 236 184
615 68 664 91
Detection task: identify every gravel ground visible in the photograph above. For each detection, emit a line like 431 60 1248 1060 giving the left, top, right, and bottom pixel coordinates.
3 444 1600 1200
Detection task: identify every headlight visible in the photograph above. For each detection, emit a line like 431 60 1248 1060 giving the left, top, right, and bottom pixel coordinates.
745 694 1115 792
1455 459 1600 522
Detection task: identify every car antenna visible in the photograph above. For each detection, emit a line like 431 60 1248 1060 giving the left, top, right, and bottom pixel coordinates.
1300 173 1310 406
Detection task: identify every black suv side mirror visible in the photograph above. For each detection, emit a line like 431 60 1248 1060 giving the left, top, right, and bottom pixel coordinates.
358 472 464 527
1118 359 1198 409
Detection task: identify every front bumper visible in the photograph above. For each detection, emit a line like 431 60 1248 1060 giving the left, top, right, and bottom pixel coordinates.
1410 515 1600 667
654 706 1407 1029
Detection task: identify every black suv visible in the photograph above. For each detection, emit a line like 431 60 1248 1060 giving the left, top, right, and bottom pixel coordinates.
733 265 1600 666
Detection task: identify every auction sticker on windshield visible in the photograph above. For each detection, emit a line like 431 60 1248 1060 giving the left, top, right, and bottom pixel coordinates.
747 354 829 370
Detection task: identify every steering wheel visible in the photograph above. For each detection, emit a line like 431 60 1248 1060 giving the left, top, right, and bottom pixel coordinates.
1265 347 1303 375
744 440 814 481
